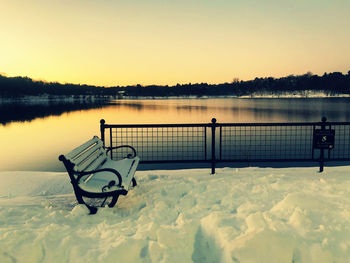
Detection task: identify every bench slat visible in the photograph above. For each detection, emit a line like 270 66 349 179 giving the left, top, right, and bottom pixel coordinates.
72 142 104 167
75 149 106 172
84 152 107 172
65 136 101 160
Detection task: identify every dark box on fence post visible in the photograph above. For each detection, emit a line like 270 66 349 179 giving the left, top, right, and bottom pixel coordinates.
313 129 335 149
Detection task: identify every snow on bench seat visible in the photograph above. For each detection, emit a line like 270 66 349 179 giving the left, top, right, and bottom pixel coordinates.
79 158 139 193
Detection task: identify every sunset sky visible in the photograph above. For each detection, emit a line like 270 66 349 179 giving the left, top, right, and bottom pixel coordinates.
1 0 349 86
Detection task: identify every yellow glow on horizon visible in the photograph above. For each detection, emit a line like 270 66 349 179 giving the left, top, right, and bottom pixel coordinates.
1 0 349 86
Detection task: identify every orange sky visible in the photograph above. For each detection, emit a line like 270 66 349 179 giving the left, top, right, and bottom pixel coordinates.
1 0 350 86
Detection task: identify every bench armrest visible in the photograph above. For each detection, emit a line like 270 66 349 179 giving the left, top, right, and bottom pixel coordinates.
105 145 137 158
76 168 123 187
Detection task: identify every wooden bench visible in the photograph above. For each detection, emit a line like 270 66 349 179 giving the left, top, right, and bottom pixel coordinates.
59 136 140 214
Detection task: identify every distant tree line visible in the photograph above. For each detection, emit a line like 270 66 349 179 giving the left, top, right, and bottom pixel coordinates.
1 71 350 99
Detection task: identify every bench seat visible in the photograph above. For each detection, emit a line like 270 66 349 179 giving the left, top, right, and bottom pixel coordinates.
79 158 139 194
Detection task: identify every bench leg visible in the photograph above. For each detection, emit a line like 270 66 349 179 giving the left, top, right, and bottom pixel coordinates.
131 177 137 187
74 188 98 214
108 194 119 208
72 185 85 204
86 204 98 214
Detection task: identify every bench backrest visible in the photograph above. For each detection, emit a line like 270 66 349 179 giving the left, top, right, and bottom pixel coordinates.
64 136 108 173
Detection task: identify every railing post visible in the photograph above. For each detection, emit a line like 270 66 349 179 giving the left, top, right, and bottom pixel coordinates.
100 119 106 147
319 116 327 172
211 118 217 174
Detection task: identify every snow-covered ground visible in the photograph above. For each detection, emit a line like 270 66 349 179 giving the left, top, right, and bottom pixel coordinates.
1 166 350 263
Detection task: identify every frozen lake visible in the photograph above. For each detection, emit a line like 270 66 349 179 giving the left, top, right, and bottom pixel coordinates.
1 97 350 171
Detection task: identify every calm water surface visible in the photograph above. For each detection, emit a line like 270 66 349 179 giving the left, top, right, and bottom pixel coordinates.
1 98 350 171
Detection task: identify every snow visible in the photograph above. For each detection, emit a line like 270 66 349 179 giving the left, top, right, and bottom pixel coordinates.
1 166 350 262
240 90 350 99
118 90 350 100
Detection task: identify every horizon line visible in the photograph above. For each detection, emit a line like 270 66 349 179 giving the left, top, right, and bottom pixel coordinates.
1 69 350 88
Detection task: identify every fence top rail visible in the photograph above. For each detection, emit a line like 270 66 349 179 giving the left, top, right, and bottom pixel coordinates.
219 121 350 127
103 123 211 128
102 121 350 128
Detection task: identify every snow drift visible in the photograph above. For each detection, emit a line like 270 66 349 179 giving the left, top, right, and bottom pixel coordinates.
1 166 350 263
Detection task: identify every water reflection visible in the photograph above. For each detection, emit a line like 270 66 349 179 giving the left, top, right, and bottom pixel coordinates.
1 98 350 171
0 100 111 125
107 98 350 123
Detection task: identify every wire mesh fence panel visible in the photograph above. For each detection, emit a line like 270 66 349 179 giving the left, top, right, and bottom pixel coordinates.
220 124 314 161
331 124 350 160
106 125 207 162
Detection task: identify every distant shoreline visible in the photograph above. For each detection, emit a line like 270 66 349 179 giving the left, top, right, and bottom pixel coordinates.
2 91 350 105
119 91 350 100
2 71 350 100
0 95 114 104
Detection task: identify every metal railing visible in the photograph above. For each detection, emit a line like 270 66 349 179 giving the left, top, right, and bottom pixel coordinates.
100 117 350 173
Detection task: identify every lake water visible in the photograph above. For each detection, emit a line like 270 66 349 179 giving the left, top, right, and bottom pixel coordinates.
1 97 350 171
